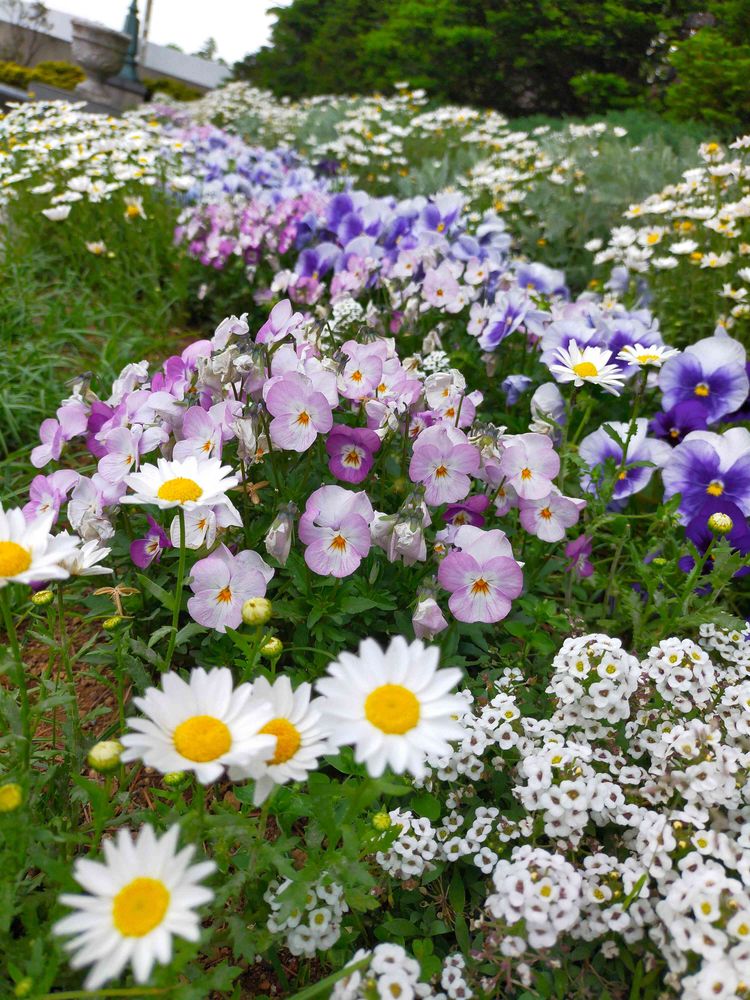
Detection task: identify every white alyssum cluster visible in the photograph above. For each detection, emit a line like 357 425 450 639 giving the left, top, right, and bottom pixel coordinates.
264 876 348 956
332 943 447 999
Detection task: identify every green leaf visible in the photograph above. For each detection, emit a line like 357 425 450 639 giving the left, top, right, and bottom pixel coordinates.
382 917 419 938
137 573 175 611
410 792 442 821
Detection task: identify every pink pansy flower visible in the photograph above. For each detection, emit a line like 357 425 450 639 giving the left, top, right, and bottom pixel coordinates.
519 491 585 543
97 425 165 483
412 593 449 640
422 262 463 312
264 372 333 452
256 299 304 344
438 525 523 623
187 544 274 633
299 485 373 578
409 424 480 505
211 313 249 350
24 470 79 522
173 406 223 461
269 344 338 406
499 432 561 500
130 515 171 569
31 401 88 468
338 343 383 401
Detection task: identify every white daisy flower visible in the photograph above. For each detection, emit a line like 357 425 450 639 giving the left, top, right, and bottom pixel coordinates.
59 536 112 576
315 636 465 779
42 204 71 221
616 343 680 368
0 505 79 588
549 342 625 395
228 675 330 804
54 824 214 989
120 667 276 784
123 456 238 512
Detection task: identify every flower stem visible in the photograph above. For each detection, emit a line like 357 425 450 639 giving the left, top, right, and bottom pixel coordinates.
57 583 82 760
163 508 186 672
0 587 30 768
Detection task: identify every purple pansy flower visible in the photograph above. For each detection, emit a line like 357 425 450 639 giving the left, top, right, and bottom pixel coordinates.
579 419 672 501
23 470 79 522
658 333 749 423
264 372 333 452
662 428 750 521
409 424 480 506
565 535 594 578
130 515 172 569
325 425 381 484
680 498 750 578
443 494 489 527
650 401 708 446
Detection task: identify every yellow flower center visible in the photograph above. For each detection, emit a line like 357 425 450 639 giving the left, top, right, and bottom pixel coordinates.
156 477 203 503
573 361 598 378
471 577 490 595
125 203 141 218
296 410 310 426
260 718 301 764
216 586 233 604
539 884 552 898
173 715 231 762
329 534 347 552
0 541 31 577
539 507 553 520
350 370 363 382
113 877 170 937
520 467 532 480
636 353 660 364
344 448 362 467
365 684 420 734
707 480 724 497
435 464 448 477
694 382 710 397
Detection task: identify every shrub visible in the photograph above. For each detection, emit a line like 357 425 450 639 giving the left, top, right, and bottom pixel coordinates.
0 60 32 89
143 76 202 102
30 60 85 91
665 27 750 130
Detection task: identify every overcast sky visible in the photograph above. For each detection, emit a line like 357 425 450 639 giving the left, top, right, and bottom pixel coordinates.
50 0 289 64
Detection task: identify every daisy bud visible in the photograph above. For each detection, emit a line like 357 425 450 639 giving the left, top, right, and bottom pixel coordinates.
163 771 187 787
0 782 23 813
102 615 124 631
242 597 272 626
372 811 391 831
261 637 283 658
708 511 733 535
87 740 123 773
14 979 33 998
30 589 54 606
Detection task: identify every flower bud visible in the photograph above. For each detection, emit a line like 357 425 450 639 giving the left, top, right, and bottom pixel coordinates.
30 589 54 606
0 782 23 813
163 771 187 787
87 740 123 773
102 615 124 631
14 978 32 998
264 503 297 566
261 637 283 658
708 511 733 535
242 597 272 626
372 811 391 831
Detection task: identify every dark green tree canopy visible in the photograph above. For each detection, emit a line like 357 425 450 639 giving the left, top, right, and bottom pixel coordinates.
236 0 707 116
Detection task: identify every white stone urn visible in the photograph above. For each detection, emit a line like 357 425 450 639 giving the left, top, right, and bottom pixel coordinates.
71 18 130 104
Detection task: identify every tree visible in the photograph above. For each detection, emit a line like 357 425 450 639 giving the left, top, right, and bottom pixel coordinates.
194 37 218 61
0 0 52 66
239 0 705 116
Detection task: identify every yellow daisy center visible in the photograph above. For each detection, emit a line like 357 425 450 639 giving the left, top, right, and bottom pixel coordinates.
260 717 301 764
125 203 141 218
0 541 31 577
112 877 170 937
573 361 598 378
173 715 231 762
157 477 203 503
706 480 724 497
636 353 660 363
694 382 710 397
365 684 420 734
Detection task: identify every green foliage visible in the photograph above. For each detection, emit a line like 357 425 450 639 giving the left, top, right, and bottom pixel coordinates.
241 0 704 116
143 76 203 102
0 60 31 89
666 27 750 129
30 60 85 91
